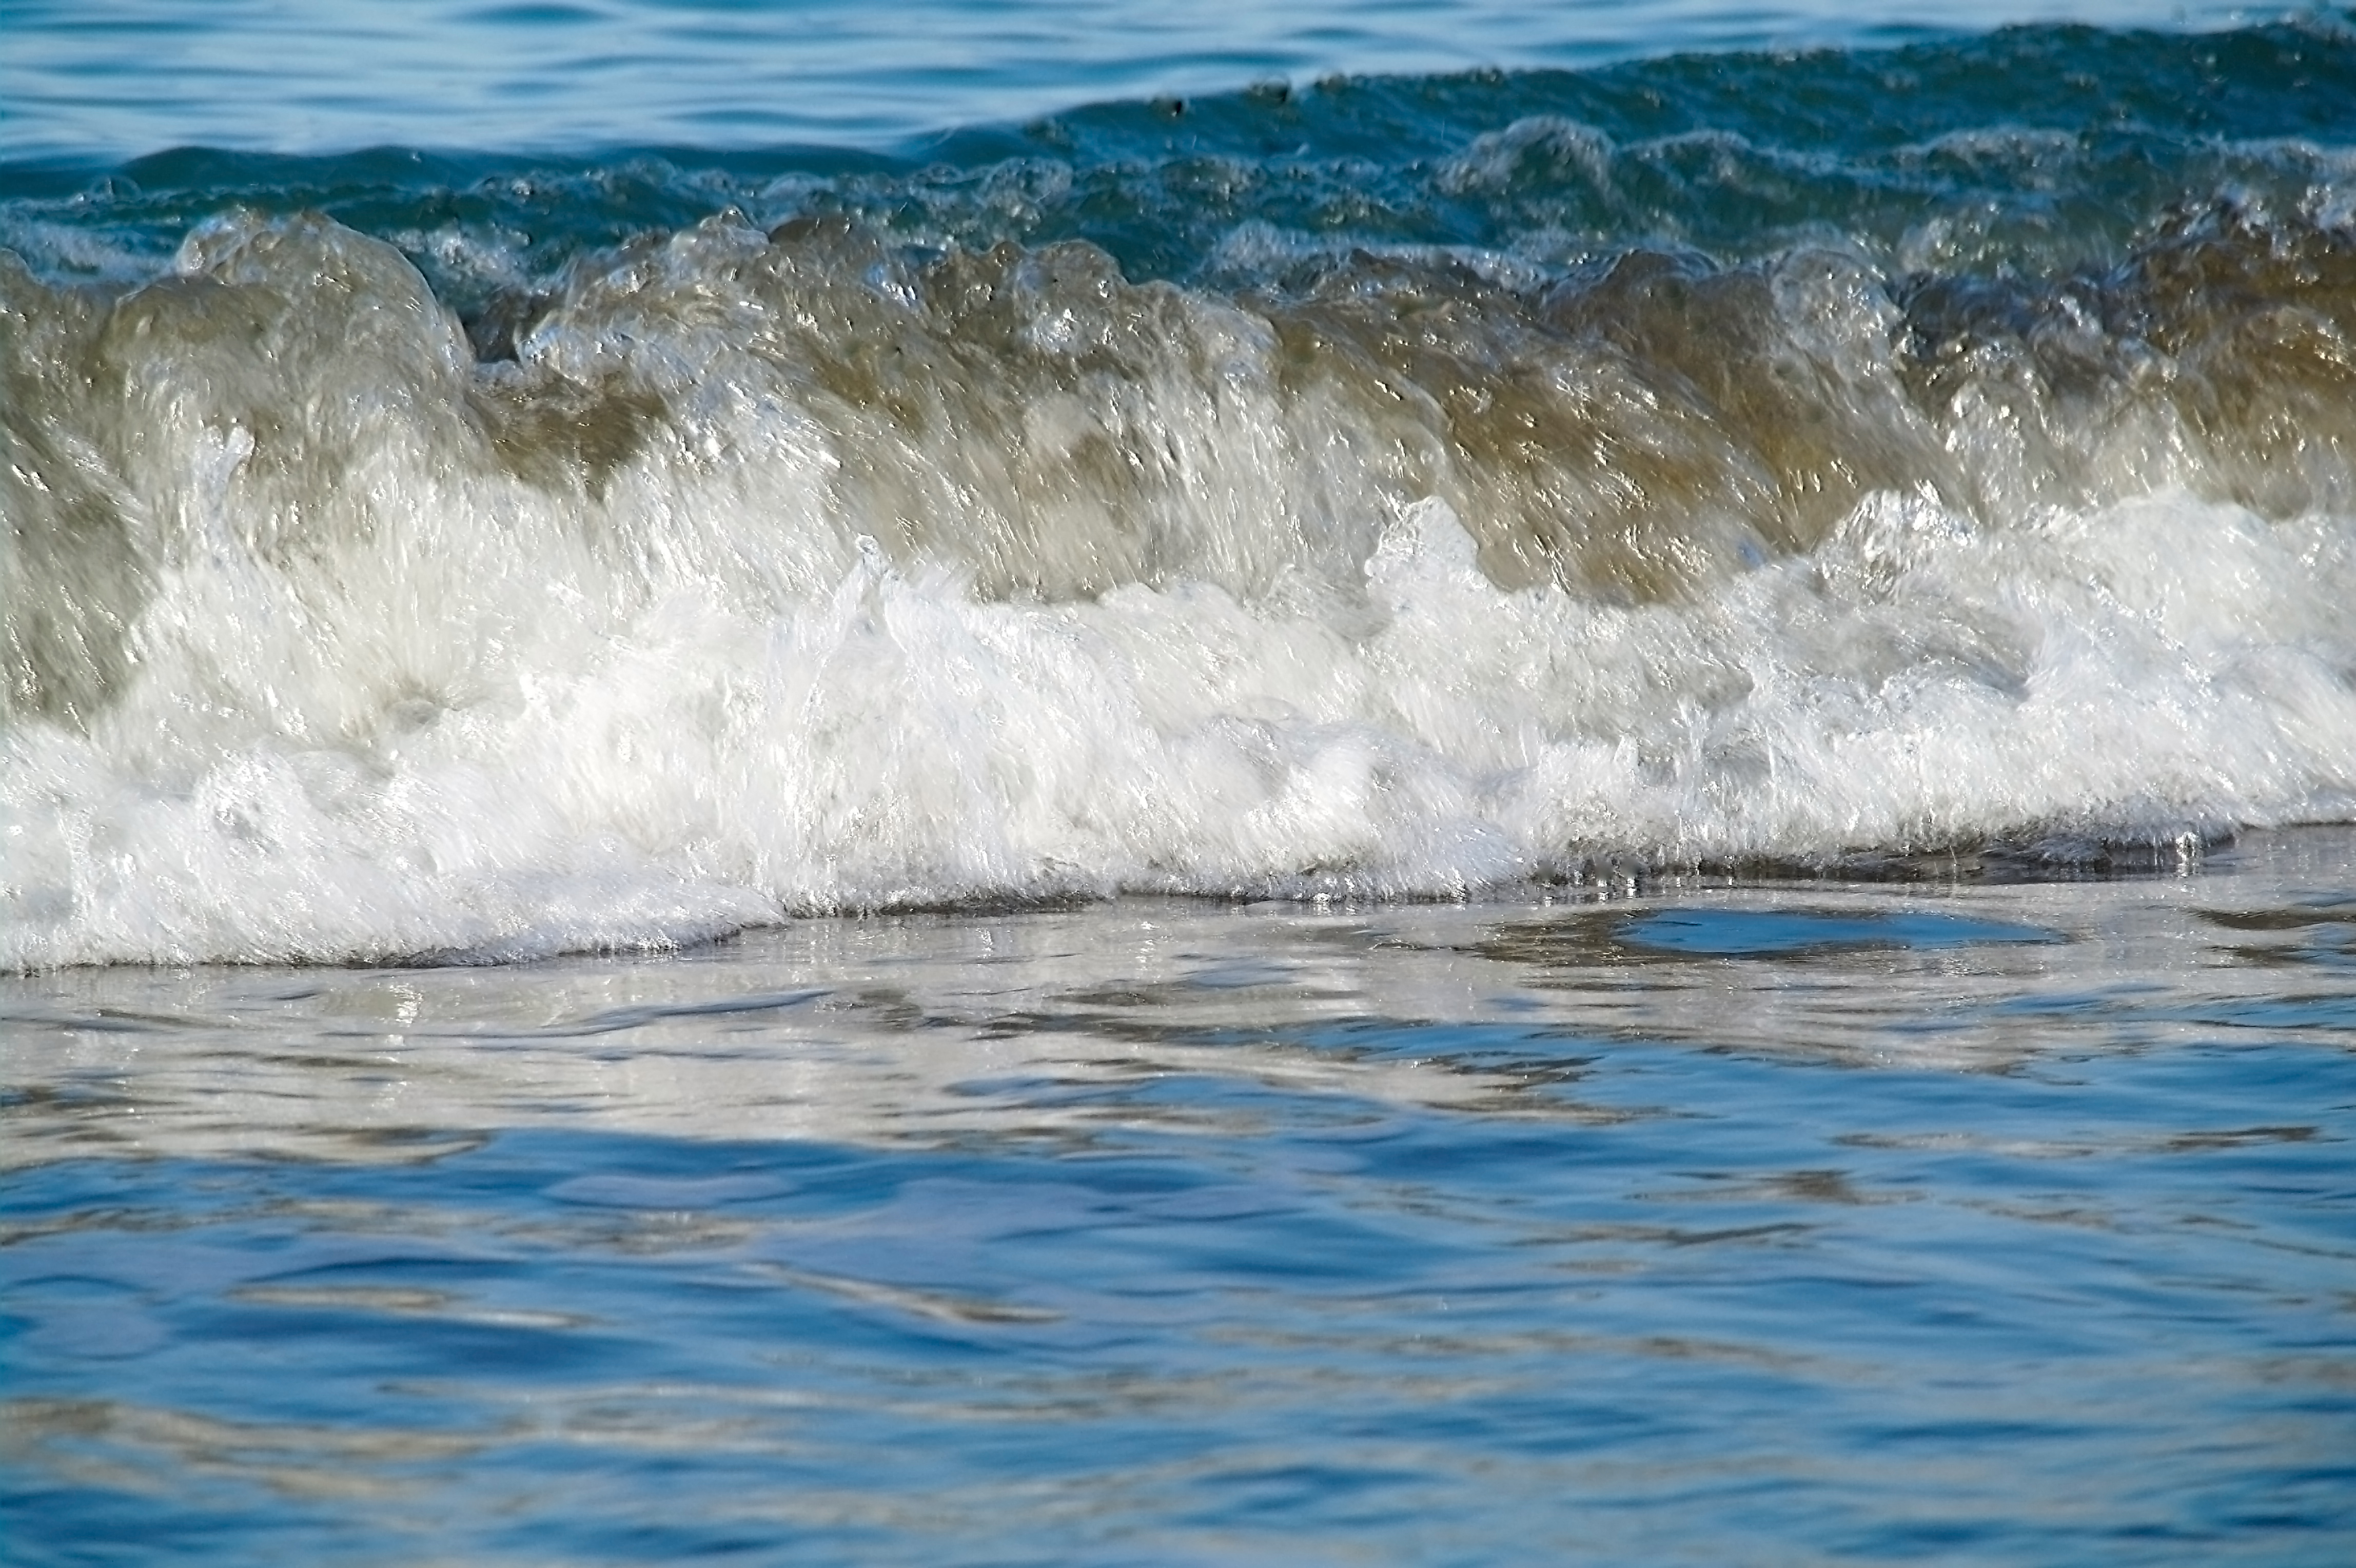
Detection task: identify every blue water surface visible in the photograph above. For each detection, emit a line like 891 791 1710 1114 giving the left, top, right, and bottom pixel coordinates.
0 0 2277 160
6 4 2356 1562
6 844 2356 1563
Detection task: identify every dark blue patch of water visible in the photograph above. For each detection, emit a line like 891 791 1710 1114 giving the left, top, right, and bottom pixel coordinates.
1619 907 2064 956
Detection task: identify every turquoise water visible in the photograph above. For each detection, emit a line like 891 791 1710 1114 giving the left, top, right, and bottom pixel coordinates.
6 3 2356 1562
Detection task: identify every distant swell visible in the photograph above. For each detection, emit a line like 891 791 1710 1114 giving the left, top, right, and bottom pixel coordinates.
7 25 2356 966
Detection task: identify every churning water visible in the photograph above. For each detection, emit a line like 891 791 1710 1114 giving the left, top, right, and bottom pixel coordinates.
4 2 2355 1562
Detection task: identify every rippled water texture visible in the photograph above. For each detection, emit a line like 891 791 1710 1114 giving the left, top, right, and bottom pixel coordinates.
6 833 2355 1563
6 7 2356 1561
0 0 2269 160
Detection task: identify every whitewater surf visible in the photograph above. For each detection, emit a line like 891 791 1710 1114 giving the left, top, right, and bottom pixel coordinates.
6 18 2356 967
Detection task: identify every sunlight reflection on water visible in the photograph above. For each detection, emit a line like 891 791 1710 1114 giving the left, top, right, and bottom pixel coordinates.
5 830 2353 1563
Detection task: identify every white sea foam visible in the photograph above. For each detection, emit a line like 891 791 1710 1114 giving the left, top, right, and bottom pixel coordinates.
5 213 2355 967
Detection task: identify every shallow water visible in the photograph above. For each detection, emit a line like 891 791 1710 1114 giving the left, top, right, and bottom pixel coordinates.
8 4 2356 1561
7 831 2356 1563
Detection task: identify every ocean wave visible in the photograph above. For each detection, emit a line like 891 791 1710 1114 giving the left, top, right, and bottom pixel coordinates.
6 26 2356 966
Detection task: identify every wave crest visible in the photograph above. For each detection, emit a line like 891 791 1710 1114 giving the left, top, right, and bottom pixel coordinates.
4 200 2356 965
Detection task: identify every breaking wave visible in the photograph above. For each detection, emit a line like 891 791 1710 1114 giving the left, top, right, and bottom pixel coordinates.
7 22 2356 965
